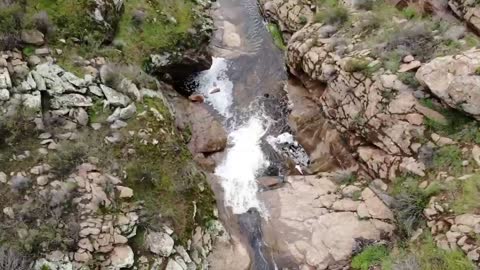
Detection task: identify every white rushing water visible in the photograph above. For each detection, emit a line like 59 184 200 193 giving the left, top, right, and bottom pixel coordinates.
216 117 270 214
195 57 270 214
195 57 234 118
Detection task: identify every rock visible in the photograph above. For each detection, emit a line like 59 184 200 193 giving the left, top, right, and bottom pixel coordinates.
0 172 7 183
35 48 50 56
74 108 89 126
0 89 9 101
361 188 394 220
109 245 134 269
119 103 136 120
416 49 480 120
28 55 42 66
403 55 415 63
74 250 92 263
101 85 131 107
116 186 134 198
448 0 480 35
259 176 394 269
472 145 480 167
36 175 50 186
21 30 45 45
467 249 480 261
110 120 127 129
165 258 183 270
174 98 227 154
188 94 205 103
51 94 93 109
3 207 14 219
0 68 12 89
145 231 174 256
332 199 360 211
398 60 422 73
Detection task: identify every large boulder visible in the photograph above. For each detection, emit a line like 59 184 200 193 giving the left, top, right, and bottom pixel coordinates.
173 97 227 154
263 0 314 35
448 0 480 34
260 176 394 269
145 231 175 257
109 245 134 269
416 49 480 120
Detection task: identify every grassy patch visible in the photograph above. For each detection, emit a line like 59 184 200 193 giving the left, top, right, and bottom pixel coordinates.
415 234 475 270
351 245 390 270
433 145 463 172
420 98 480 143
449 174 480 215
315 0 350 26
344 58 370 73
267 23 286 50
391 175 441 237
118 98 215 241
116 0 195 64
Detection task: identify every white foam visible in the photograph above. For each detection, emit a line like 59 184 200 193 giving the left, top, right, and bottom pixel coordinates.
215 116 270 214
195 57 234 117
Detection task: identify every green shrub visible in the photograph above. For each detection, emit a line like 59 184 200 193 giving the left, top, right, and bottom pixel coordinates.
267 23 286 50
402 6 419 20
344 58 370 73
433 145 463 172
398 72 420 88
392 175 441 237
417 234 475 270
351 245 389 270
49 142 89 177
315 1 349 26
450 174 480 214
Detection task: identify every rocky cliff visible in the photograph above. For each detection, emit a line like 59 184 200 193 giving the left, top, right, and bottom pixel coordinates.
259 0 480 269
0 0 233 269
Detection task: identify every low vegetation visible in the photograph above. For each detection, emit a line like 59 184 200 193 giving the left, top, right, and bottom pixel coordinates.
391 175 441 237
351 245 389 270
315 0 350 26
267 23 286 50
352 234 475 270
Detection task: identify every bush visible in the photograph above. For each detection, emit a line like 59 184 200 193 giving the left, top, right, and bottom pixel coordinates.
382 22 436 61
392 175 441 237
0 246 31 270
0 2 24 50
351 245 389 270
33 11 54 37
417 234 475 270
433 145 463 172
398 72 420 88
49 142 88 177
450 174 480 214
344 58 370 73
315 1 349 26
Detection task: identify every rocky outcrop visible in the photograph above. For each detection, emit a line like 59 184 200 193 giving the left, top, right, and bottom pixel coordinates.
262 0 314 38
448 0 480 34
416 49 480 120
261 176 394 269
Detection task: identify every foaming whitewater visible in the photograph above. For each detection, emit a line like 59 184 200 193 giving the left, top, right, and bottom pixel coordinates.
215 116 271 214
195 57 234 117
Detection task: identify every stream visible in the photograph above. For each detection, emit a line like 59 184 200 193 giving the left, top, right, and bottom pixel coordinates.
190 0 309 268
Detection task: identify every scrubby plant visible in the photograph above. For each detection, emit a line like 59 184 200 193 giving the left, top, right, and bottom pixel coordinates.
315 0 350 26
402 6 419 20
0 246 32 270
344 58 370 73
267 23 286 50
416 234 475 270
392 175 442 237
433 145 463 172
398 72 420 88
32 11 55 37
0 1 23 50
351 245 390 270
450 174 480 214
49 142 88 177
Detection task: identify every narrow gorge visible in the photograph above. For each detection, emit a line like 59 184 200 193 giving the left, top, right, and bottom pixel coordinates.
3 0 480 270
